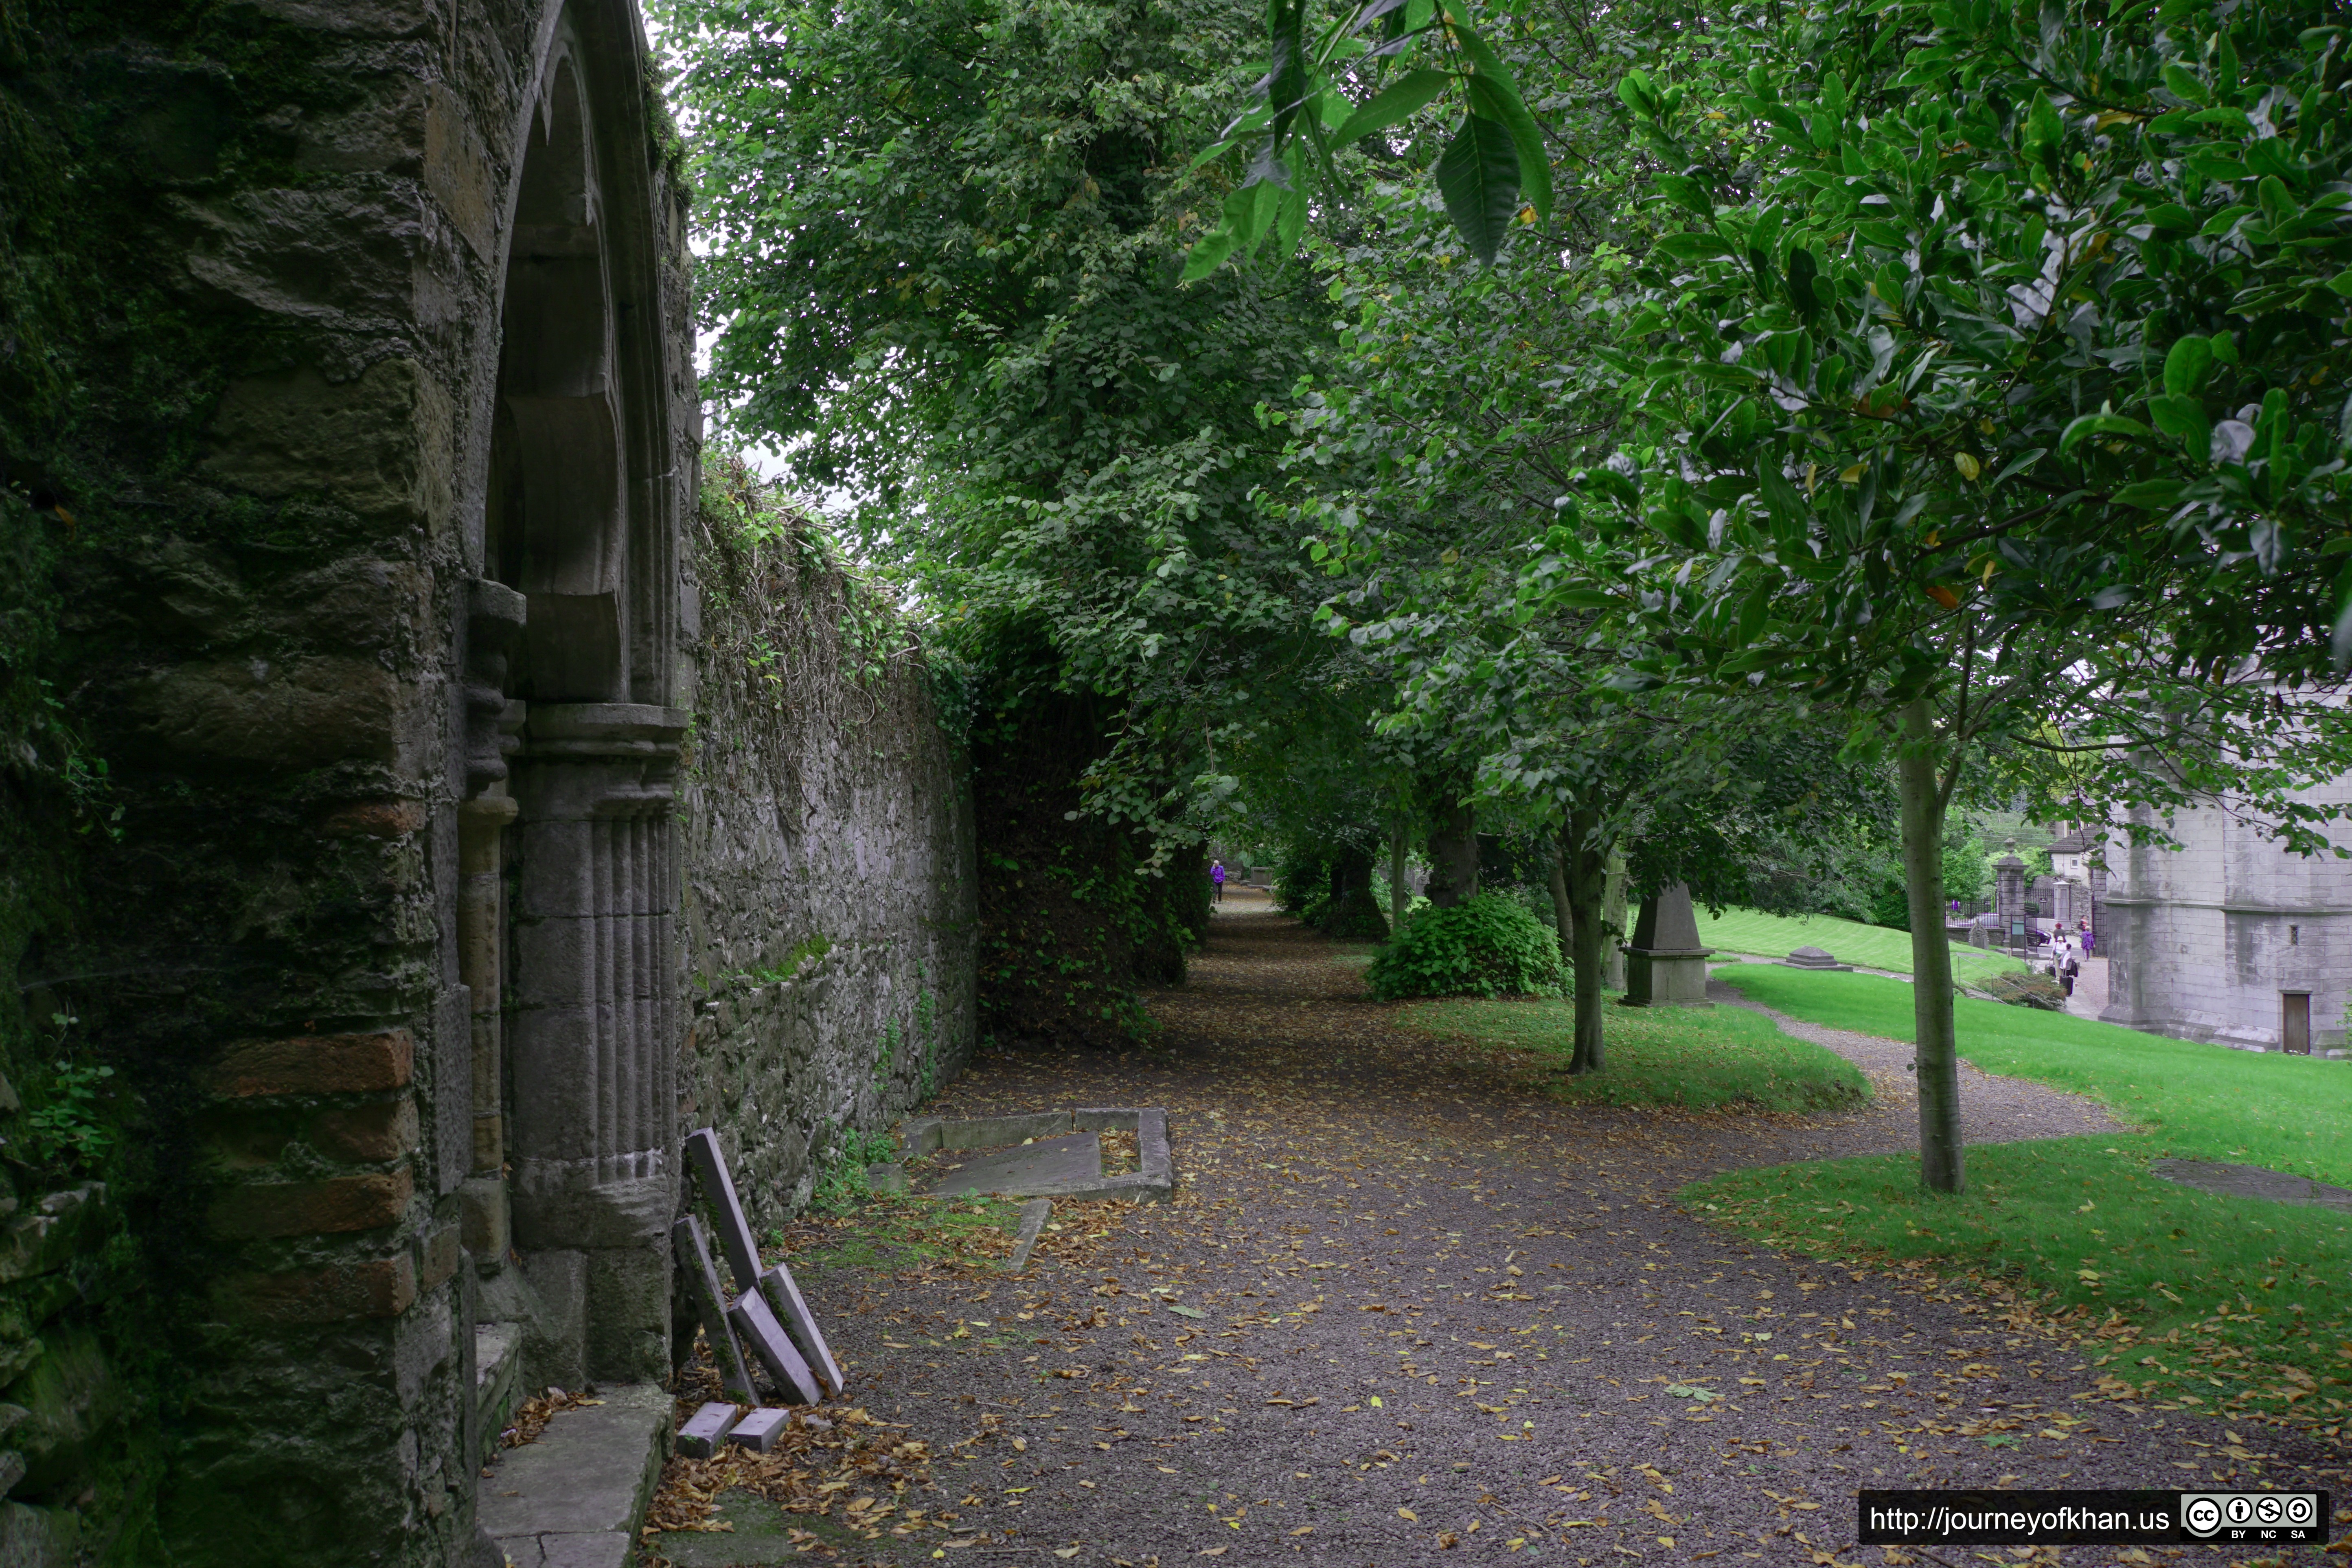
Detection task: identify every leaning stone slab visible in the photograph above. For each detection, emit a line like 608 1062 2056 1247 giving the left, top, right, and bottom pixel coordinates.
759 1263 845 1397
2151 1159 2352 1213
478 1382 669 1568
684 1127 763 1293
672 1216 756 1404
729 1290 820 1404
1008 1199 1053 1273
729 1407 791 1452
676 1401 740 1459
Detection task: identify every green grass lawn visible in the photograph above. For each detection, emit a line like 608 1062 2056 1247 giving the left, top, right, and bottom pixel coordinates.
1697 906 2026 987
1395 993 1869 1114
1694 966 2352 1425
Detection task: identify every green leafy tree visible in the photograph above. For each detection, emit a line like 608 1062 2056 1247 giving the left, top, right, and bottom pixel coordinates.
1550 0 2352 1191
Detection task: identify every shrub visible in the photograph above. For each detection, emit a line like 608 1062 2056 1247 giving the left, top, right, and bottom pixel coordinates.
1368 894 1562 1000
1977 970 2065 1011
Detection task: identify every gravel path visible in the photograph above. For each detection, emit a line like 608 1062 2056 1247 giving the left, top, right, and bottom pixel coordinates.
1705 974 2128 1148
664 909 2345 1566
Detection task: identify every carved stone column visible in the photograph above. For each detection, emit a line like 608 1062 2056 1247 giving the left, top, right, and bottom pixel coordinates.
509 702 686 1383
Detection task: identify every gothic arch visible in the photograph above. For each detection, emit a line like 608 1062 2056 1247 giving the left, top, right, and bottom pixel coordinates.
453 0 688 1387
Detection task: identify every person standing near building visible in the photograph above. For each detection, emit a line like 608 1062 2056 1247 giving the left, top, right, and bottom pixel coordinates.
1210 859 1225 905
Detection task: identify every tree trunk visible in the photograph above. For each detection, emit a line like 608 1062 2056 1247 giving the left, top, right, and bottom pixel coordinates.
1388 816 1409 934
1425 796 1478 908
1900 697 1964 1195
1564 801 1609 1075
1544 836 1575 969
1601 853 1628 991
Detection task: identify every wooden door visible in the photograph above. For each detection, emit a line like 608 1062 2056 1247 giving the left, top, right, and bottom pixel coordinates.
2283 992 2311 1056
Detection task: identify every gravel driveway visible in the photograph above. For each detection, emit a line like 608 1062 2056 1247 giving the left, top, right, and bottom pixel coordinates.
657 908 2345 1567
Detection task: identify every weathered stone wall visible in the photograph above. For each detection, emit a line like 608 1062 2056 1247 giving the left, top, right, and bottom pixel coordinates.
677 492 978 1230
0 0 697 1562
2102 772 2352 1054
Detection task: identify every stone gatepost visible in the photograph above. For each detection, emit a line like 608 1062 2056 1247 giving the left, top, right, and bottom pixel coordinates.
1622 883 1714 1007
1995 842 2027 951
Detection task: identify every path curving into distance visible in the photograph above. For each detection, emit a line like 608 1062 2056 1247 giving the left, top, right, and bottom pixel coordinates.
675 905 2345 1566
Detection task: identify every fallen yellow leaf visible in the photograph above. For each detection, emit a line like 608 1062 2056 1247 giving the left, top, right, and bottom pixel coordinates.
1399 1507 1419 1522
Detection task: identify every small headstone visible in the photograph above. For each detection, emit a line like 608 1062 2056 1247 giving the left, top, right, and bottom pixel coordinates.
760 1264 846 1397
672 1215 757 1404
676 1401 740 1459
684 1127 763 1293
866 1162 908 1195
1782 946 1852 971
729 1289 821 1404
729 1407 792 1453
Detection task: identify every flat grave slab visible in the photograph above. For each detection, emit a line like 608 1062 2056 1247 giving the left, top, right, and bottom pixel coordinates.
899 1107 1172 1202
2152 1158 2352 1212
927 1132 1102 1198
478 1382 669 1568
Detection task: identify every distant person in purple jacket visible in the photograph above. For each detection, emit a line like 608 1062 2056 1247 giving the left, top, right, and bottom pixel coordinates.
1210 860 1225 905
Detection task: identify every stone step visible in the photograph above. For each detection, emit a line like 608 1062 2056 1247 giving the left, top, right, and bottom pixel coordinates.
476 1382 669 1568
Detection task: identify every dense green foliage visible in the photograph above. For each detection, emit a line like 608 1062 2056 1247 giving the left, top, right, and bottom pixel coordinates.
1367 892 1560 998
1401 990 1869 1111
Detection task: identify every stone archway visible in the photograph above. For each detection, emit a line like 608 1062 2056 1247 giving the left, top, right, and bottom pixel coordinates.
454 2 687 1388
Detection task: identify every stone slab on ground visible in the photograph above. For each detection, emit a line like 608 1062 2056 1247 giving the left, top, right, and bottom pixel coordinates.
477 1382 668 1568
2152 1158 2352 1211
729 1406 791 1452
926 1131 1101 1197
903 1107 1175 1202
1006 1197 1052 1272
676 1401 739 1459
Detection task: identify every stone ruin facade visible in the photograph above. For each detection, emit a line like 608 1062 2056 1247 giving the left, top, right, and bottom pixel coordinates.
2100 781 2352 1056
0 2 975 1563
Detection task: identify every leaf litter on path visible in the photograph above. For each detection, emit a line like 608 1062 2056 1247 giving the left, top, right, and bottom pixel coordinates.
647 909 2350 1565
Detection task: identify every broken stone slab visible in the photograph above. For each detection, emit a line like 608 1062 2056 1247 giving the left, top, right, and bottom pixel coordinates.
728 1289 820 1405
683 1127 763 1293
728 1406 791 1452
478 1382 669 1568
1007 1199 1052 1273
676 1401 740 1460
2151 1159 2352 1213
672 1216 756 1404
758 1263 844 1397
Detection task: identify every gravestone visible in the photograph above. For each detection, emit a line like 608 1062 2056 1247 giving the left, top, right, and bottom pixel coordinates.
759 1265 845 1397
1782 946 1852 972
1621 884 1714 1007
1995 843 2027 951
672 1216 756 1404
728 1292 820 1405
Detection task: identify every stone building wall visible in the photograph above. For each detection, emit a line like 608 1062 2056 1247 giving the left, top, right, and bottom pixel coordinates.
2101 772 2352 1054
1 0 699 1561
675 495 978 1232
